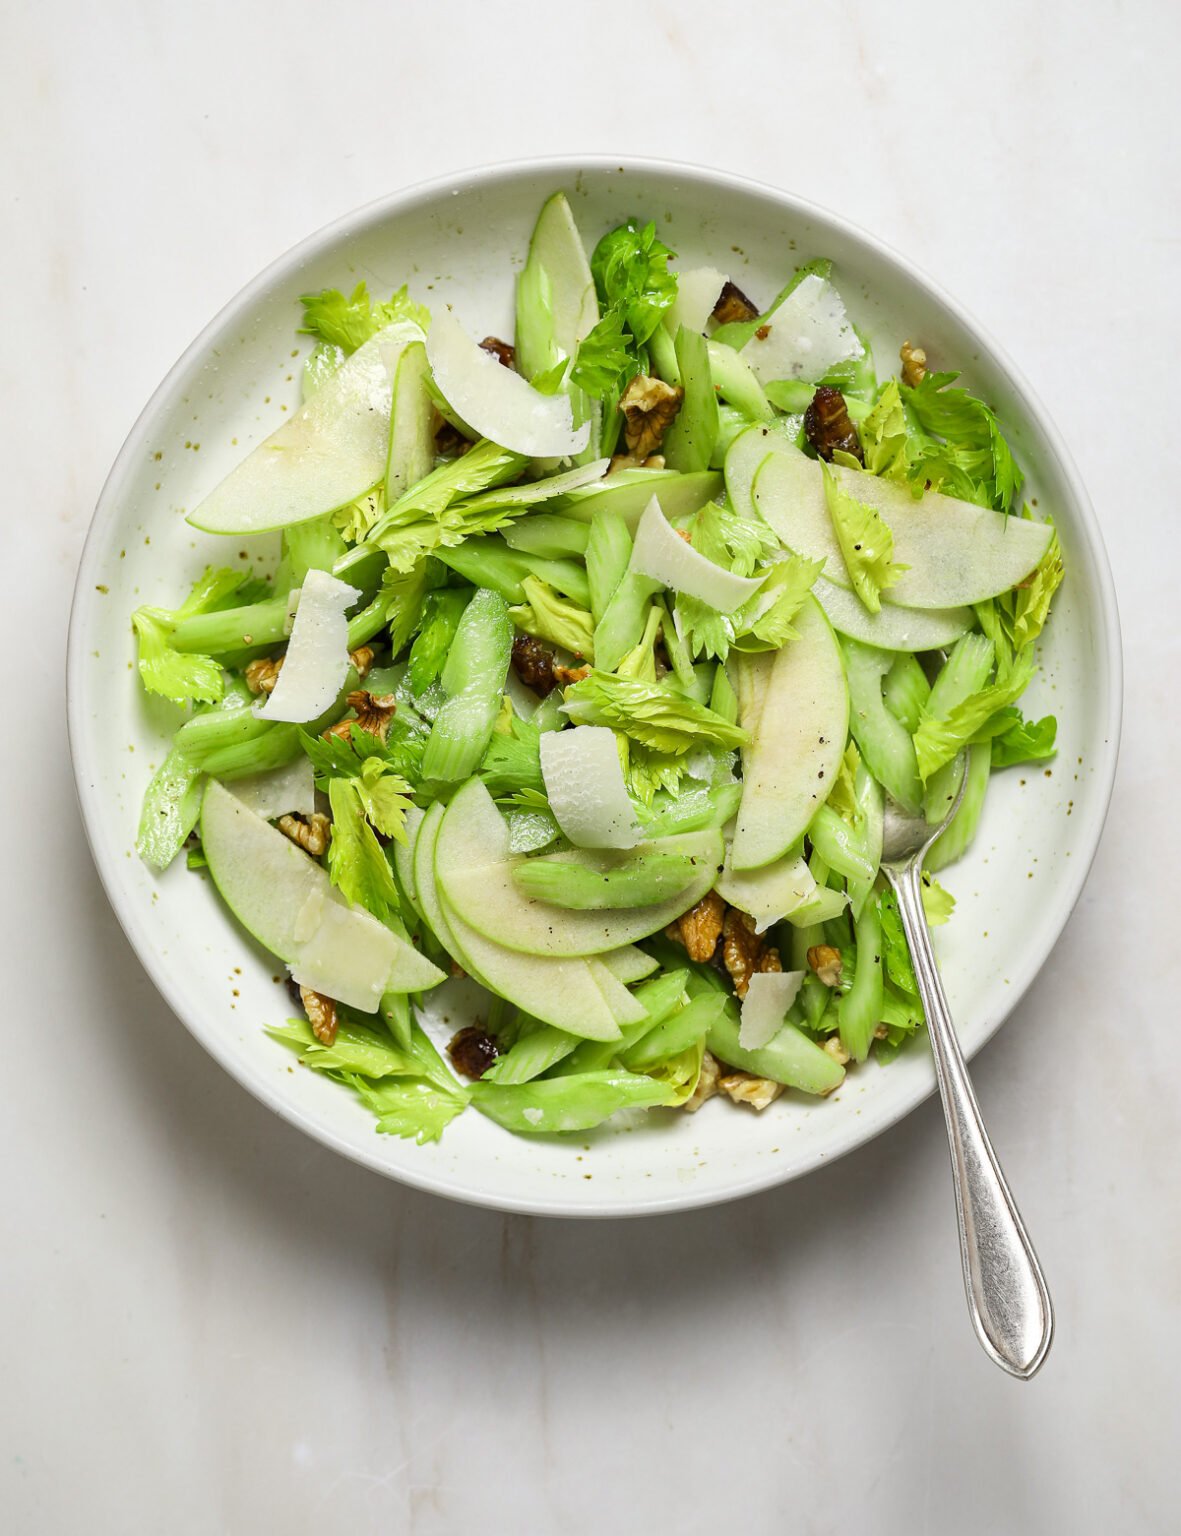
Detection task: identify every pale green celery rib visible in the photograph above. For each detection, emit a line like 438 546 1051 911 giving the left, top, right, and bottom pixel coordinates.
837 901 884 1063
926 741 992 873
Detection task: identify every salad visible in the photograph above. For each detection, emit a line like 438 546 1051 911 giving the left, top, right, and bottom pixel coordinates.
131 191 1063 1142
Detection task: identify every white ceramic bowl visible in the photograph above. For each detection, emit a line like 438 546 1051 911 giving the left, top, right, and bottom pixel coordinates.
67 157 1121 1216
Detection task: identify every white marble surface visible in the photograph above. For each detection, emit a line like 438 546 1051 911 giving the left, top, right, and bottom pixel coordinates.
3 1 1177 1530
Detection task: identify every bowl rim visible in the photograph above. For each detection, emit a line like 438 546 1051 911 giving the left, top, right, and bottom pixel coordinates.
66 154 1123 1217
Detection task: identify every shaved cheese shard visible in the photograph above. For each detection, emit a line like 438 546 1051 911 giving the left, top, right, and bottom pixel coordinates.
629 496 764 613
187 321 424 533
740 275 863 385
666 266 729 335
228 756 316 820
426 307 590 458
539 725 641 850
739 970 806 1050
253 568 360 723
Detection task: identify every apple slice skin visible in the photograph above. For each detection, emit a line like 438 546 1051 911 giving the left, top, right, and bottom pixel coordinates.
596 947 660 984
187 321 424 535
813 576 972 651
435 780 724 957
199 779 443 1010
731 596 849 872
414 796 628 1042
753 448 1052 610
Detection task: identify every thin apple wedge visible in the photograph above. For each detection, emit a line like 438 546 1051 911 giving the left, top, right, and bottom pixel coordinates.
812 575 972 651
730 596 848 871
435 780 724 958
200 779 443 1010
752 447 1052 609
413 796 628 1041
187 321 424 534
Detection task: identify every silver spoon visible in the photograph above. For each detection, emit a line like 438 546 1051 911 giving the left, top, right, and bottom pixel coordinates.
880 765 1054 1378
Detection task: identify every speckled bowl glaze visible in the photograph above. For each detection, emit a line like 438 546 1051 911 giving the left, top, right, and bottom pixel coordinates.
67 158 1121 1216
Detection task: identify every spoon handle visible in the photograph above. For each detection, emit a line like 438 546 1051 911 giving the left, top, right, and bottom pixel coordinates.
887 859 1054 1379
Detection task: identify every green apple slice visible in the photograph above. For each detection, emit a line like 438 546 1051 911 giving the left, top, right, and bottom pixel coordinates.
435 780 724 957
595 947 660 984
716 835 817 932
814 575 972 651
515 190 599 380
723 421 801 520
393 805 425 922
554 469 722 530
752 448 1052 609
436 890 625 1041
200 780 443 1010
586 959 649 1027
731 595 849 871
187 320 423 534
411 802 454 951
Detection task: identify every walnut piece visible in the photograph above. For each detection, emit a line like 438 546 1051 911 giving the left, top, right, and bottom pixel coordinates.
479 336 516 369
900 340 927 388
299 985 338 1046
807 944 843 988
822 1035 850 1066
723 908 782 1000
671 890 726 963
244 655 284 695
277 811 331 857
323 690 398 743
717 1071 784 1112
804 386 864 464
447 1024 500 1079
712 279 759 327
608 451 667 473
553 662 590 687
349 645 375 680
620 375 684 460
682 1050 720 1113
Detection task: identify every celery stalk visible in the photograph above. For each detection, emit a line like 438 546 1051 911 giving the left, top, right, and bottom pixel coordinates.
882 653 930 733
838 901 884 1063
169 597 290 656
707 1004 844 1095
927 741 992 872
662 326 719 474
422 589 513 783
503 515 591 560
586 512 632 624
842 638 922 813
136 748 203 870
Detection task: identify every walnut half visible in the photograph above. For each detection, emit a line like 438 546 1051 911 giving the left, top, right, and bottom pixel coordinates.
323 690 398 743
670 890 726 963
278 812 331 857
244 655 284 695
299 985 338 1046
717 1071 784 1112
807 944 843 988
900 340 927 388
722 908 782 1000
620 375 684 461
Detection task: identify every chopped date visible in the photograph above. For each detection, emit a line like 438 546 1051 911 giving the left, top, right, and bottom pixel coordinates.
803 386 864 464
448 1025 500 1080
511 633 558 696
712 279 760 327
479 336 516 369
